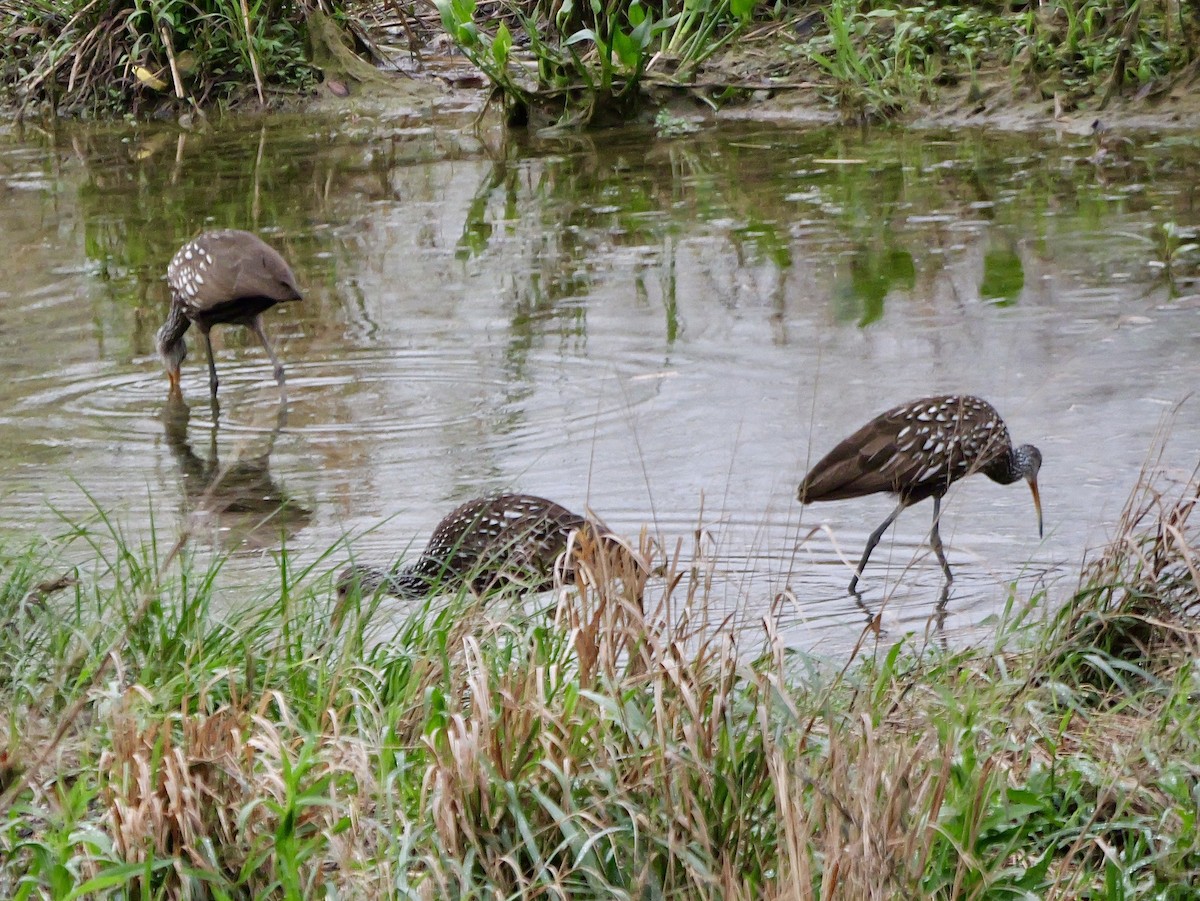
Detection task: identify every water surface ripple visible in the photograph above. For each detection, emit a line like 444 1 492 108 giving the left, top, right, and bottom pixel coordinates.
2 119 1198 655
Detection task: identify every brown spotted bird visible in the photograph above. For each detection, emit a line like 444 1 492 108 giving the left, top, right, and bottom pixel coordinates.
798 395 1042 593
157 229 302 399
337 493 646 604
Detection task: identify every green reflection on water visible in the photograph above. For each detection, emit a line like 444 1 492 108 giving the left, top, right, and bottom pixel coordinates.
980 244 1025 306
835 246 917 327
5 116 1198 362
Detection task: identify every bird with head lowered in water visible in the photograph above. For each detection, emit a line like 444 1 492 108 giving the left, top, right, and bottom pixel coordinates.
337 493 648 608
157 229 302 400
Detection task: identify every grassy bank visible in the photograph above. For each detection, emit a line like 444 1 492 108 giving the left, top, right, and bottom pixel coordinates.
2 455 1199 898
3 1 1197 125
428 0 1200 126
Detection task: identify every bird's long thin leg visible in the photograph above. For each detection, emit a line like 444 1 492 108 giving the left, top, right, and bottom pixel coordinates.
202 329 219 397
270 395 288 449
932 580 950 651
208 405 219 459
250 316 286 388
930 495 953 584
849 500 907 594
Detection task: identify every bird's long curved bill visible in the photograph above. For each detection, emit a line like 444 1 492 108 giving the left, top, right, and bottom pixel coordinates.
1028 477 1043 538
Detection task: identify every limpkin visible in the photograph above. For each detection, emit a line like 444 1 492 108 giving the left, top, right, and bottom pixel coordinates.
156 229 302 399
797 394 1043 593
337 493 646 603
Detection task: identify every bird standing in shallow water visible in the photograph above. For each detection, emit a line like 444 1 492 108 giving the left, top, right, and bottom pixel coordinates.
157 229 302 400
338 493 645 603
798 395 1042 593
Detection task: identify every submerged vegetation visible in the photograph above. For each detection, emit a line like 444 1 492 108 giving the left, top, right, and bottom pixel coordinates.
0 0 1197 124
2 438 1199 898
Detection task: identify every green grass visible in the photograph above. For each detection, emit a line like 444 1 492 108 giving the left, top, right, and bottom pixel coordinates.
798 0 1199 122
429 0 1199 126
2 450 1200 897
3 0 1196 123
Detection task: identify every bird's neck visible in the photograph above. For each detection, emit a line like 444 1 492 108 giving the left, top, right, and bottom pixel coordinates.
384 565 437 599
157 302 191 359
982 448 1022 485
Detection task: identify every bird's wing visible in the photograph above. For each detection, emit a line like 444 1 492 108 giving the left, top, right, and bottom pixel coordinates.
799 406 953 502
171 231 301 314
215 237 300 304
492 502 590 578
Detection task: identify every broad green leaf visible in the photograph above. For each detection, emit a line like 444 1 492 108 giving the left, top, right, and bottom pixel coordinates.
566 27 598 46
630 16 652 50
493 21 512 68
655 12 681 34
434 1 456 32
612 27 639 69
555 0 574 30
730 0 755 20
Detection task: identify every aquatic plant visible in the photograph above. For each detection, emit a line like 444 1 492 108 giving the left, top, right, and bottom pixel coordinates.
434 0 754 127
804 0 924 121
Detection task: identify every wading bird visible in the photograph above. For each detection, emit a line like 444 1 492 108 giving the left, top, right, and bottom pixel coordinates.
337 493 646 605
157 229 302 400
798 395 1042 593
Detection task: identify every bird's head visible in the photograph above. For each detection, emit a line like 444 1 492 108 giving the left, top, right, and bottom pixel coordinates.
335 564 390 601
1014 444 1043 538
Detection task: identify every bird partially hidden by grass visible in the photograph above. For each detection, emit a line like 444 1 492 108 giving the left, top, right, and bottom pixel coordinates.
337 493 648 608
798 394 1043 593
156 229 302 401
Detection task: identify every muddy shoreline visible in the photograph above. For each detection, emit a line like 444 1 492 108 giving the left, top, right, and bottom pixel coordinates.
296 56 1200 138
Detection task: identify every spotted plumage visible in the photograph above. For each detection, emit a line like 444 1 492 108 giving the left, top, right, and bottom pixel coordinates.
338 494 646 603
798 395 1043 592
156 229 302 399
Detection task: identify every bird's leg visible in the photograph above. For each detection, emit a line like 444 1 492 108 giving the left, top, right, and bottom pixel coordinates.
202 330 219 397
933 580 950 651
930 495 953 584
849 500 906 594
250 316 286 388
270 395 288 450
208 401 220 458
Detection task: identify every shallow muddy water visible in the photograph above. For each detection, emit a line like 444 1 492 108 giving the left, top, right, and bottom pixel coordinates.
1 110 1198 655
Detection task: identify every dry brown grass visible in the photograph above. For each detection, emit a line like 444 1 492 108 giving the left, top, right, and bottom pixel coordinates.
98 686 386 897
1051 431 1200 687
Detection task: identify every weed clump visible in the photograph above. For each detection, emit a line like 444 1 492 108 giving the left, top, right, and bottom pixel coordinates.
1050 443 1200 697
427 0 1200 125
0 0 319 117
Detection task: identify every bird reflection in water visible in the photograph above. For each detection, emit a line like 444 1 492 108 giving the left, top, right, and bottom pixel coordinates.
160 395 311 550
